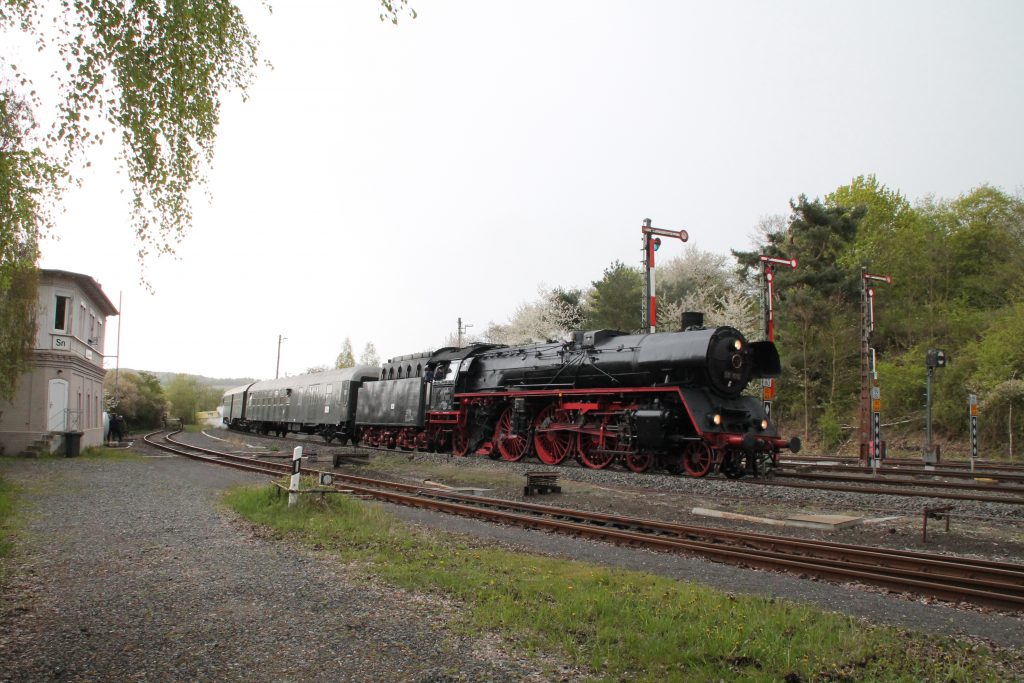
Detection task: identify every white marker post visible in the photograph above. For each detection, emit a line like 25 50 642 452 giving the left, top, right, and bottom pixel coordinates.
288 446 302 507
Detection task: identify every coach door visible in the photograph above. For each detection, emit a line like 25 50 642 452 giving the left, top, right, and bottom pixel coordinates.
48 378 69 432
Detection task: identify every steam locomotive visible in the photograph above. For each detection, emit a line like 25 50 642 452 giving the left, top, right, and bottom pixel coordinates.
221 313 800 478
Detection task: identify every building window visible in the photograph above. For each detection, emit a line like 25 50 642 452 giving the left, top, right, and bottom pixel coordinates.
54 295 71 331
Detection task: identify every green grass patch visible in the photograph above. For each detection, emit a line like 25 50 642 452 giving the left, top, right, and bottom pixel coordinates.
224 482 1013 682
0 474 19 562
182 423 207 433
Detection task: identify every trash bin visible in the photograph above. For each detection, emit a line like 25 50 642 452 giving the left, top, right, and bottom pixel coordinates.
64 431 83 457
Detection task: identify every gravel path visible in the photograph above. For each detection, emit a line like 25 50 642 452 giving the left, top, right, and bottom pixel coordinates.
0 456 567 682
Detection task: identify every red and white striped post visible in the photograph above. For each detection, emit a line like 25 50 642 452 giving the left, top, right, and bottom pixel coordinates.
758 255 798 421
641 219 688 333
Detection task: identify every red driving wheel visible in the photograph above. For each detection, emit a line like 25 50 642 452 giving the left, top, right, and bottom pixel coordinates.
683 442 714 478
577 418 616 469
494 406 529 462
533 404 575 465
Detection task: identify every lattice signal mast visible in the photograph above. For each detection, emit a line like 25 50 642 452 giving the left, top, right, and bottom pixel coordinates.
641 218 688 333
759 255 798 420
860 268 892 462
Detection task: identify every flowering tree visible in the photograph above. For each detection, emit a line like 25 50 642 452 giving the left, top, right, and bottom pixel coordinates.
484 286 589 345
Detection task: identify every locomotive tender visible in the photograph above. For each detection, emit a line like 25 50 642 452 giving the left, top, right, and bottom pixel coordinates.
221 315 800 478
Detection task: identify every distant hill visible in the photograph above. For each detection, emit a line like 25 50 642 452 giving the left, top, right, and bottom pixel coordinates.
119 370 255 390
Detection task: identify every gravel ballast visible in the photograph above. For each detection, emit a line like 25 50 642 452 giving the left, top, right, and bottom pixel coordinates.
0 455 564 682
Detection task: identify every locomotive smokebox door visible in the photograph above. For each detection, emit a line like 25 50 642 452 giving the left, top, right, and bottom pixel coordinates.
634 409 669 449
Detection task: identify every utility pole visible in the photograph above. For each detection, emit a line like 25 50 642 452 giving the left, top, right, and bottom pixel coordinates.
859 268 892 465
275 334 287 379
113 291 122 406
641 218 688 333
758 255 798 422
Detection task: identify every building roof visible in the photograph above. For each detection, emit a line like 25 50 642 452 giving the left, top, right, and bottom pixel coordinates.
41 269 119 317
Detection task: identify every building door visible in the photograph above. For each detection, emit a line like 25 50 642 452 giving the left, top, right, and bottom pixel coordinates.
48 378 69 432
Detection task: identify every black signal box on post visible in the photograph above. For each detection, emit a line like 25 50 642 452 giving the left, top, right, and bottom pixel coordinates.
926 348 948 369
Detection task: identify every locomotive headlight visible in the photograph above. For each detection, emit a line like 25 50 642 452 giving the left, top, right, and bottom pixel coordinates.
760 419 769 430
712 413 722 426
733 339 743 351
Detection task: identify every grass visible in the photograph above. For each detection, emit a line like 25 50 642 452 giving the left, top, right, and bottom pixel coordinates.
224 481 1015 682
0 474 18 564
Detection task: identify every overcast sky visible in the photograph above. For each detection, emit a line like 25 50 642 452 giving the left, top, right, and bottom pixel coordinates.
33 0 1024 380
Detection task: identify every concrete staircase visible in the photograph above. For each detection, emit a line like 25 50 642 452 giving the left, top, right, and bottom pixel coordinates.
20 434 58 457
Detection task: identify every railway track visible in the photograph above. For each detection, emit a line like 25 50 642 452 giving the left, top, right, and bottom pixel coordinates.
214 429 1024 505
781 463 1024 485
758 471 1024 505
148 430 1024 612
784 455 1024 474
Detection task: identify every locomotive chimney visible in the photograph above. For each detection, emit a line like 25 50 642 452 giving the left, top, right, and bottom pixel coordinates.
681 311 704 331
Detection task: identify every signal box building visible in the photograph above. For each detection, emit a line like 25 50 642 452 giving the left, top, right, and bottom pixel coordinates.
0 269 118 456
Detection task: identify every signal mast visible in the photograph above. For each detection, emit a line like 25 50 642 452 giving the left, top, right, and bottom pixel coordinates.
758 255 798 421
860 268 892 465
641 218 688 333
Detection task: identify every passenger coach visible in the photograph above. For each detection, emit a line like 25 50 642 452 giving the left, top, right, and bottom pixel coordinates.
221 366 378 443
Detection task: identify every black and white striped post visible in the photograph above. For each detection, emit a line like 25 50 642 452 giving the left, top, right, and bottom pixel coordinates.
969 394 979 473
289 446 302 507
